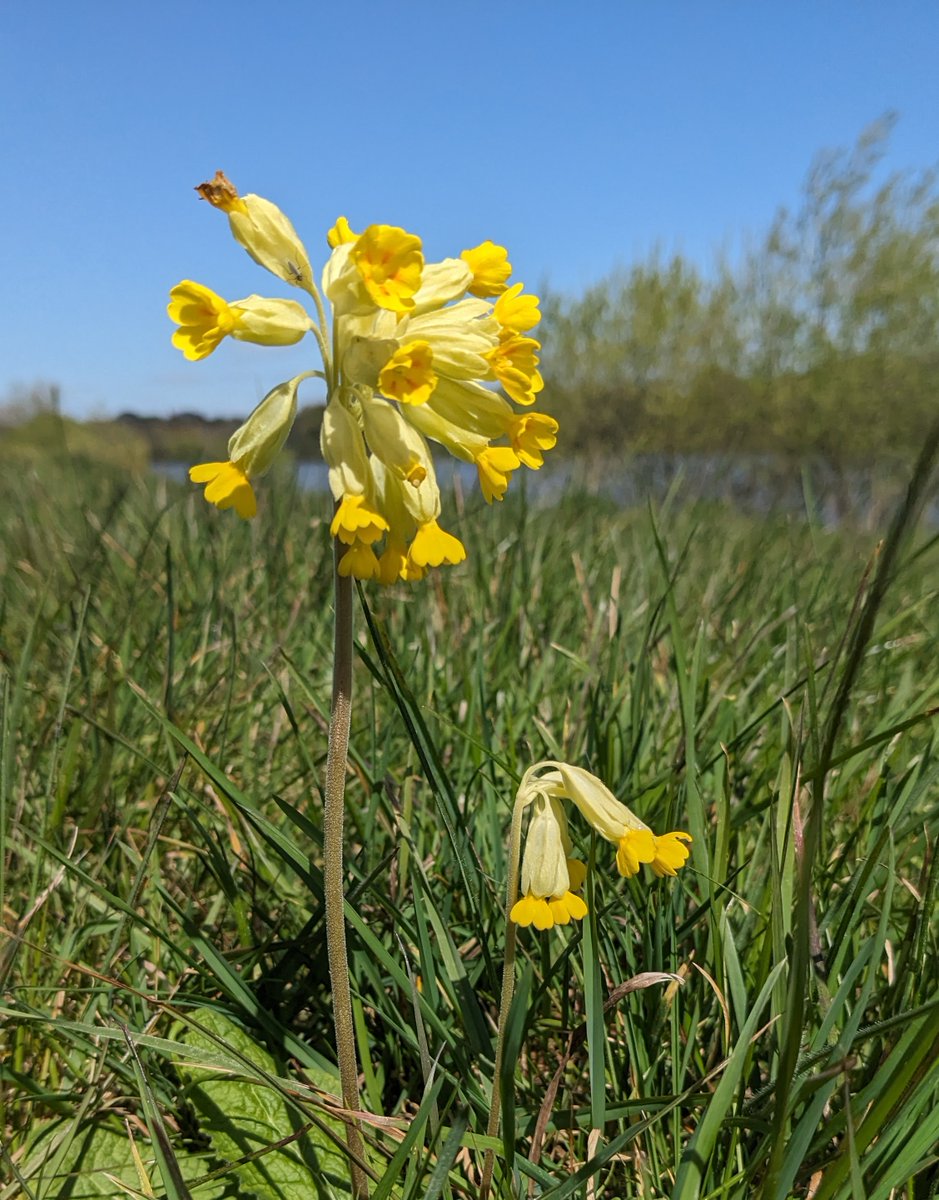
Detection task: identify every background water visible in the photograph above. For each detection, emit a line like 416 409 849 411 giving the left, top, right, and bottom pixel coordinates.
158 455 937 529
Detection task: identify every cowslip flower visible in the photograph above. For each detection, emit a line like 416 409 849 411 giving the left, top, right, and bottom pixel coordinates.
171 173 558 582
509 761 692 931
188 375 312 518
510 795 588 930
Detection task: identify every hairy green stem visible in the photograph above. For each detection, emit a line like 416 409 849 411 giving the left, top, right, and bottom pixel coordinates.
480 796 527 1200
324 542 369 1199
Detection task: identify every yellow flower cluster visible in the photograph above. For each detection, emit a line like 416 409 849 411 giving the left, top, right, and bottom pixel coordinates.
168 173 558 583
510 762 692 931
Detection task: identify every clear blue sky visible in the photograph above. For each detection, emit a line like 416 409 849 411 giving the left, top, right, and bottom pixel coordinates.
3 2 937 418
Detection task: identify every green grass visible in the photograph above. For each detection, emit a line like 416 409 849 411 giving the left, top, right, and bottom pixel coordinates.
1 457 937 1199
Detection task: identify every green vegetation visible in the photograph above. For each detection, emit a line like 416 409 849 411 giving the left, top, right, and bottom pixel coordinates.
541 118 939 469
2 454 937 1197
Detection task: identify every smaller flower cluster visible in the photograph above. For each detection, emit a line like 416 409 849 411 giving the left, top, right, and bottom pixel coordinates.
510 762 692 931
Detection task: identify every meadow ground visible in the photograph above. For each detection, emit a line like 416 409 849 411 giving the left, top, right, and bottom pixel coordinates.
1 458 937 1199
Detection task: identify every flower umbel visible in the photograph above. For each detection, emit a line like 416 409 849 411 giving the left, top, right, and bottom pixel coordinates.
171 173 558 582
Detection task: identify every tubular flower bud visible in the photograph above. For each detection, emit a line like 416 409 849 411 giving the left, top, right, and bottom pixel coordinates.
197 172 315 293
189 375 307 518
461 241 512 297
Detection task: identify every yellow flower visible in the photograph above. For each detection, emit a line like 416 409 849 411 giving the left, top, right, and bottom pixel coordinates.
407 519 466 569
168 281 313 361
494 282 541 333
486 331 544 406
510 795 588 930
378 341 438 406
188 461 256 519
338 539 381 579
651 831 694 877
511 413 559 467
523 761 692 883
168 282 240 360
460 240 512 297
475 446 521 503
188 376 307 518
352 225 424 314
329 493 388 546
196 171 314 293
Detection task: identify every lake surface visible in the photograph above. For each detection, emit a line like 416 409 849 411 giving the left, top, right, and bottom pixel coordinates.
156 455 936 529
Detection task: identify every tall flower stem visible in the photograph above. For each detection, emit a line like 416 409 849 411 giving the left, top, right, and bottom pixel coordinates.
324 539 369 1199
480 797 526 1200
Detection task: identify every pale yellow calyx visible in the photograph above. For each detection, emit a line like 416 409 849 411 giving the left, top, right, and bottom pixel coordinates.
321 400 372 503
168 281 241 360
360 396 434 492
494 282 541 333
410 258 474 314
196 171 248 214
328 215 359 247
406 298 499 378
461 240 512 297
352 225 423 314
189 461 257 519
227 375 306 479
330 492 389 546
378 340 438 406
548 763 649 842
230 295 313 347
475 446 521 503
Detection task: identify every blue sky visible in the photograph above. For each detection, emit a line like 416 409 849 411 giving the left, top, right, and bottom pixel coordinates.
3 2 937 419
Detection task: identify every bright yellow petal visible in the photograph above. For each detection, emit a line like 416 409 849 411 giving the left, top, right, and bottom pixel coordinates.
486 332 544 406
330 493 389 545
407 520 466 569
475 446 520 503
378 340 438 406
615 828 656 878
168 281 239 361
338 540 380 580
353 224 423 314
460 240 512 297
190 460 256 519
493 282 541 333
511 412 559 468
650 831 693 877
327 215 359 247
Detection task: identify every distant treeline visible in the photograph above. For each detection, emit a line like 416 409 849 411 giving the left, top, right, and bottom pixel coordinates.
540 118 939 468
3 120 935 473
